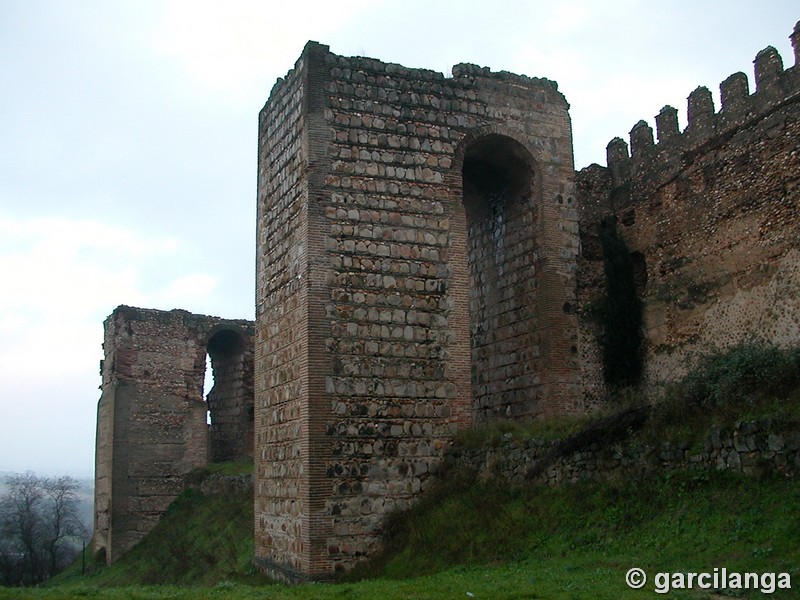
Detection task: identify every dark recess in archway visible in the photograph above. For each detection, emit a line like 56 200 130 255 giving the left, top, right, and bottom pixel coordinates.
461 134 541 420
206 328 254 462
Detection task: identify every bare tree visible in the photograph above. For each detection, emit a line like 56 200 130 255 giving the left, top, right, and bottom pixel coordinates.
0 473 89 586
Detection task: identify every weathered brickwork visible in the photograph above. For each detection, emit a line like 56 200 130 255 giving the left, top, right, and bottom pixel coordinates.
577 24 800 397
253 44 312 580
93 20 800 584
94 306 254 563
254 42 581 581
208 329 255 462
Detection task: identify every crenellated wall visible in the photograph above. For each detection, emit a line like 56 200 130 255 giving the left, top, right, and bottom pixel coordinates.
93 306 254 563
577 22 800 396
93 19 800 584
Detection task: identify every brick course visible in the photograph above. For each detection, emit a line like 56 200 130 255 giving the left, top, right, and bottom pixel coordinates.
254 42 581 581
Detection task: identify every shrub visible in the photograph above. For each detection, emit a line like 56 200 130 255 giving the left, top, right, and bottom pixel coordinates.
679 343 800 407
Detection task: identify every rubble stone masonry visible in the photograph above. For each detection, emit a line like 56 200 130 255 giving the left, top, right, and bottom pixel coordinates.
254 41 581 580
449 418 800 486
94 306 253 563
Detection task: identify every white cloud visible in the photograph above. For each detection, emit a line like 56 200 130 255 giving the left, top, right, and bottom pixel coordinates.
152 0 373 102
0 212 219 474
0 216 182 321
158 274 219 307
546 2 591 34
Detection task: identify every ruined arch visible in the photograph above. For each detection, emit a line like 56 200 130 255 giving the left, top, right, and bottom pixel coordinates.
204 325 255 463
94 307 255 564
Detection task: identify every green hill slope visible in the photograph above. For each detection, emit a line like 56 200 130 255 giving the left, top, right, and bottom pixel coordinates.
4 344 799 599
11 469 800 599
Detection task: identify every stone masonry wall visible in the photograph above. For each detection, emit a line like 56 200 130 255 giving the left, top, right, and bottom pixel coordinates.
94 306 254 563
448 418 800 486
577 24 800 398
253 44 312 581
208 330 255 463
255 42 582 581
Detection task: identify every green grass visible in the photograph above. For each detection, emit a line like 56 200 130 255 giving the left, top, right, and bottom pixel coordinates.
4 470 799 599
4 343 800 599
185 459 254 478
25 470 797 599
404 471 798 578
639 343 800 448
5 476 800 599
51 481 265 589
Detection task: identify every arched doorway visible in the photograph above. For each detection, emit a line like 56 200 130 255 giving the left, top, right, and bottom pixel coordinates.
460 134 542 420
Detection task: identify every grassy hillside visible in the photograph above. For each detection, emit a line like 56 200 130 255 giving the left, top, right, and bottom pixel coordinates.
5 471 799 599
3 344 800 599
51 463 261 588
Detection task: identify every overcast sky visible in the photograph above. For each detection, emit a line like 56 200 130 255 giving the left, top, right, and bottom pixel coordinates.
1 1 797 478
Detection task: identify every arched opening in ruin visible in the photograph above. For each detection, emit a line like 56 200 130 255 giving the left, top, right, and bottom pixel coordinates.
204 328 254 463
461 134 541 421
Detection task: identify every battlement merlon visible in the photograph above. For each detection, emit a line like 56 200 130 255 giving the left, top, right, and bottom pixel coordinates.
603 21 800 186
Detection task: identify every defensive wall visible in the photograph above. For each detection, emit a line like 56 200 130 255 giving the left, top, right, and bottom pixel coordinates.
94 306 254 563
93 20 800 583
577 22 800 402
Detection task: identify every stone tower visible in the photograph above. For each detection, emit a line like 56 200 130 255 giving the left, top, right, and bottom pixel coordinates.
94 306 254 563
254 42 581 581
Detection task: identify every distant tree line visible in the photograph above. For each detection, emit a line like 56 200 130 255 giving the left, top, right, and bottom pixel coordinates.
0 473 89 586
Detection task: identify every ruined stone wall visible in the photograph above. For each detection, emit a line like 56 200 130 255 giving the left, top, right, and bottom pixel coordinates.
448 418 800 486
94 306 254 563
577 24 800 395
208 330 255 462
254 44 312 580
255 42 581 581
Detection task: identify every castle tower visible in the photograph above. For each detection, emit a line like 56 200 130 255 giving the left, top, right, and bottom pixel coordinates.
254 42 581 581
94 306 254 563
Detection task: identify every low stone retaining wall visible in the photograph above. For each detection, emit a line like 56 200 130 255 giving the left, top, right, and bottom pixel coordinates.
446 415 800 486
186 472 254 496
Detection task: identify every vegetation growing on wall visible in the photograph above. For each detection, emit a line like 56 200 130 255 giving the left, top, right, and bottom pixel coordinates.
598 217 644 388
646 343 800 446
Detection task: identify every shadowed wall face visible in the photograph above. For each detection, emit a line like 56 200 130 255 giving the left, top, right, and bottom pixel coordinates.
463 134 542 420
207 329 255 463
